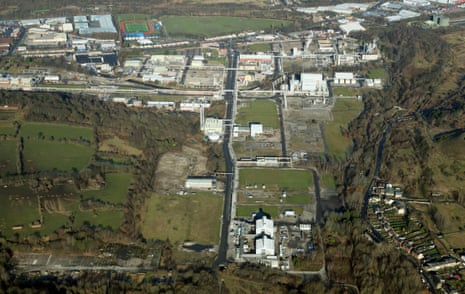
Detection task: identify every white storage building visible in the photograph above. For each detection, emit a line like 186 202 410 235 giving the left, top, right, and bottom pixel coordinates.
185 176 216 190
256 216 274 237
301 73 328 96
255 235 275 256
334 72 356 85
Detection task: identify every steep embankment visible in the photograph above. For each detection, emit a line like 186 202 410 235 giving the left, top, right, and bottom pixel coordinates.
345 25 465 203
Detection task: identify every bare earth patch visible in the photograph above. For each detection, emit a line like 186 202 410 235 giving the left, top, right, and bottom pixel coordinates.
154 144 208 193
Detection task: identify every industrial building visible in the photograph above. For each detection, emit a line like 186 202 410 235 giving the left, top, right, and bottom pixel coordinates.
239 53 274 73
75 52 118 72
333 72 357 85
180 99 211 112
77 15 117 35
250 123 263 138
300 73 329 96
256 216 274 237
25 29 67 47
340 21 366 35
146 101 175 110
255 235 275 256
185 176 216 190
202 118 224 134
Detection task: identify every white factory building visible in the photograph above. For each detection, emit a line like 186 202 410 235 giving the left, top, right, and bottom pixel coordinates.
185 176 216 190
256 216 274 237
254 215 275 256
300 73 329 96
203 118 224 133
250 123 263 138
255 235 275 256
333 72 357 85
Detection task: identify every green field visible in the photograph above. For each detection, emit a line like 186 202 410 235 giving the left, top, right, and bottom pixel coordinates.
0 187 40 237
320 174 336 190
247 43 271 53
239 168 313 192
236 100 279 129
0 140 17 175
0 125 15 135
324 99 363 160
236 205 279 218
74 210 124 231
285 194 311 204
23 141 93 171
142 193 223 245
367 67 387 79
117 14 150 22
125 22 149 33
332 87 362 97
20 122 93 141
81 173 132 204
161 16 292 37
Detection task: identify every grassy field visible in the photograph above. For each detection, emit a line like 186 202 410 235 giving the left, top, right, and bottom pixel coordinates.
20 122 93 141
247 43 271 53
125 22 149 33
236 205 279 218
74 210 124 231
23 141 93 171
235 100 279 129
0 186 40 237
324 98 363 160
81 173 132 204
412 203 465 249
331 87 362 97
99 136 142 156
239 168 313 192
0 140 17 175
142 193 223 245
320 174 336 190
161 16 292 37
366 67 387 79
117 14 149 22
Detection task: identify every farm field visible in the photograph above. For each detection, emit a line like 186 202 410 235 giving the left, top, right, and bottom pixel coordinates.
141 193 223 245
161 16 292 37
324 98 363 160
0 186 40 237
20 122 93 141
81 173 132 204
0 140 17 175
239 168 313 192
23 140 93 171
235 99 279 129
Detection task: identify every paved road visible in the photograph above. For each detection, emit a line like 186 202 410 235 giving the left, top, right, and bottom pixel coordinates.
213 47 238 268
